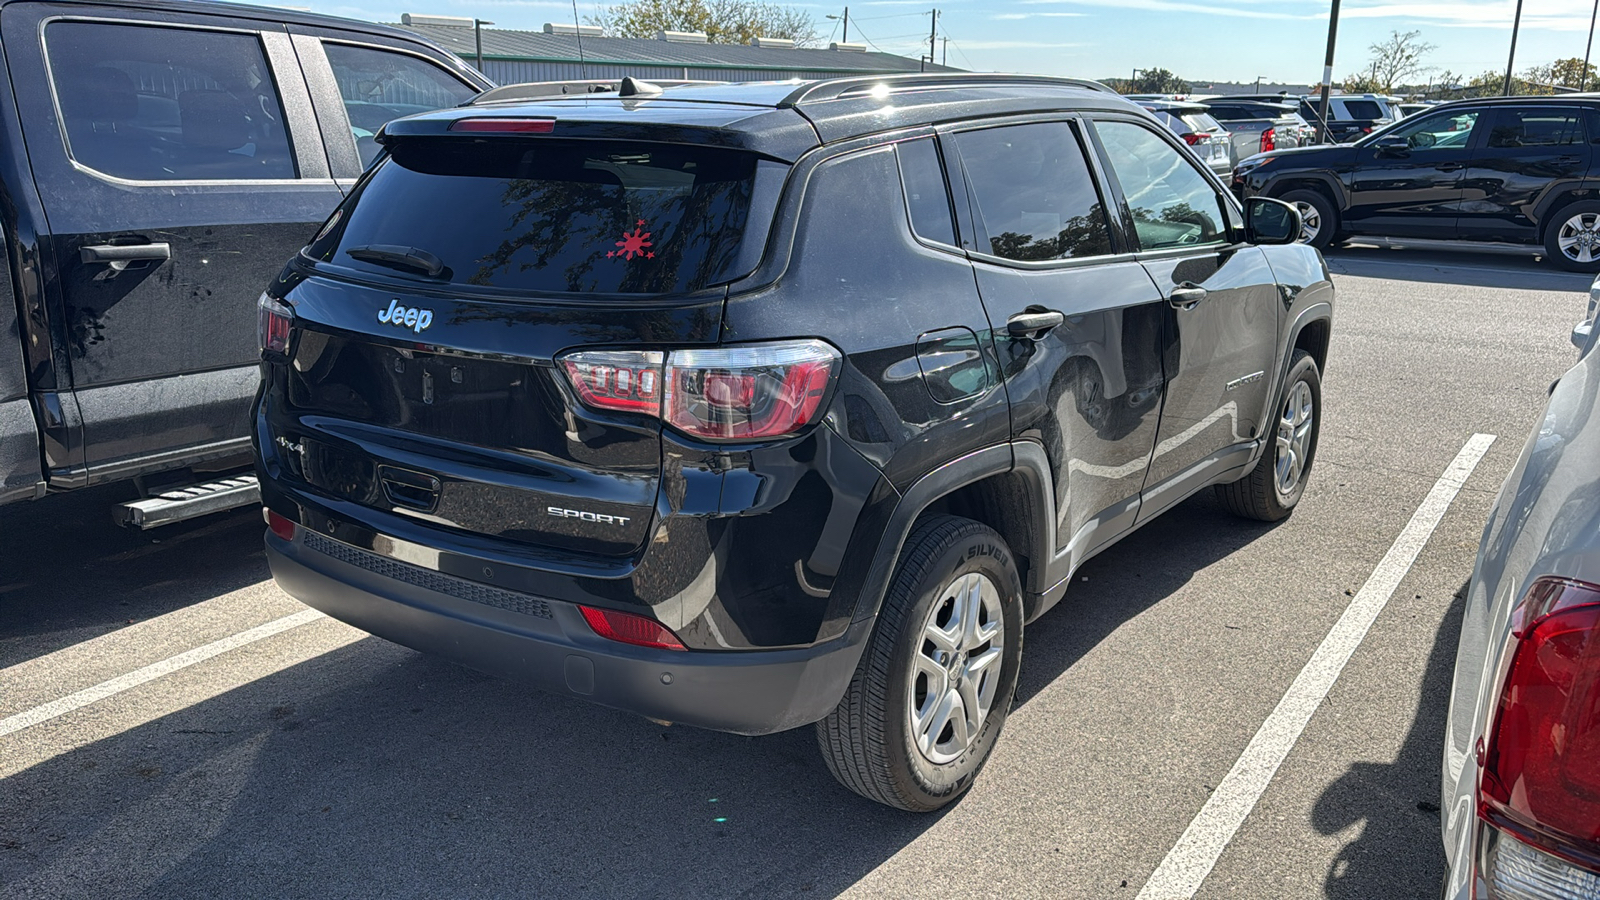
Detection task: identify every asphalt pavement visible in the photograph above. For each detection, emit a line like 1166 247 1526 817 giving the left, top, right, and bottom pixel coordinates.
0 243 1589 899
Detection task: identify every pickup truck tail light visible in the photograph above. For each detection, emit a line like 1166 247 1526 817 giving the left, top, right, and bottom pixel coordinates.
1259 128 1276 154
1476 576 1600 897
558 340 841 442
257 292 292 356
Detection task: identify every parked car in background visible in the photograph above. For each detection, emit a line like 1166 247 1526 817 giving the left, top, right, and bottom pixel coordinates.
0 0 487 525
1134 99 1235 175
1440 275 1600 899
255 72 1333 812
1205 99 1306 161
1233 96 1600 271
1397 101 1437 118
1227 92 1395 143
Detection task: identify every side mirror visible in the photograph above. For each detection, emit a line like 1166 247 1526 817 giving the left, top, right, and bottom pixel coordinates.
1245 196 1301 245
1372 135 1410 155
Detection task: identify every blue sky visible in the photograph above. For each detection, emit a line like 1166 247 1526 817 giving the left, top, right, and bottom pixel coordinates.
291 0 1600 85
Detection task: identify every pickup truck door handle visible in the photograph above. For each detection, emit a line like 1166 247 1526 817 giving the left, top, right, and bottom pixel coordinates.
1168 285 1208 309
1007 309 1065 340
80 243 171 265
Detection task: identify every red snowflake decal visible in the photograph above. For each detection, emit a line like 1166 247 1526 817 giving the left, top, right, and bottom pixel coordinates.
612 222 654 261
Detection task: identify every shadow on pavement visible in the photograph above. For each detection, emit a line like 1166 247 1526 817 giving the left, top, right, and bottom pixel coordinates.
1309 580 1468 899
0 490 1286 900
0 483 267 667
1324 244 1592 293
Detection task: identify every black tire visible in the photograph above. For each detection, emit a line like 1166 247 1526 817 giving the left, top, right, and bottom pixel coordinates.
1542 200 1600 273
816 515 1024 812
1279 189 1338 251
1215 350 1322 522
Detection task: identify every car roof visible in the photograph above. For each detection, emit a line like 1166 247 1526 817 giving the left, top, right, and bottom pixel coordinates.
384 73 1157 160
6 0 436 41
1135 99 1210 114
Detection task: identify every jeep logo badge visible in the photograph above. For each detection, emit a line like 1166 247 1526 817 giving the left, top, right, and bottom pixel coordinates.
378 299 433 334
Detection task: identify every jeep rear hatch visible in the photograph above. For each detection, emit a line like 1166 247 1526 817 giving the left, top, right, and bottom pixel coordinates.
275 135 786 558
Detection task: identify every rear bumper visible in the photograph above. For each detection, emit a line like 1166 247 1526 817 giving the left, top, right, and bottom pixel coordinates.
267 528 873 735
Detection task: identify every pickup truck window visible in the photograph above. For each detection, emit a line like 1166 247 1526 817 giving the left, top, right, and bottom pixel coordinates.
322 43 478 167
44 22 296 182
1337 99 1384 120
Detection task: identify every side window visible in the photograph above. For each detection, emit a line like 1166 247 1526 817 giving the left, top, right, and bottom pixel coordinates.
1385 109 1480 150
322 43 478 166
1094 120 1227 252
1488 108 1581 148
895 138 956 245
953 122 1113 262
1340 99 1384 120
45 22 296 181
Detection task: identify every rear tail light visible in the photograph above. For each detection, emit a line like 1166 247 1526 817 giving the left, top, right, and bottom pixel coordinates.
1479 825 1600 899
449 117 556 134
1260 128 1276 154
1476 576 1600 890
557 339 841 442
258 292 292 356
265 508 296 542
1181 132 1204 146
579 605 686 651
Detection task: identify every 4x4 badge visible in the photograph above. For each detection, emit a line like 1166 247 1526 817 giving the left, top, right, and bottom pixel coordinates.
378 299 433 334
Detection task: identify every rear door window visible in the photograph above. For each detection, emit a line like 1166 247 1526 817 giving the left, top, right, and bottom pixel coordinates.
951 121 1113 262
45 21 296 181
322 43 478 166
1487 108 1582 148
307 138 768 295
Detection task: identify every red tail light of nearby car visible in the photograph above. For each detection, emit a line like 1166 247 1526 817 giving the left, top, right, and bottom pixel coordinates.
1181 132 1204 146
1259 128 1276 154
558 340 841 442
1476 576 1600 896
257 292 292 356
265 509 297 542
579 605 686 651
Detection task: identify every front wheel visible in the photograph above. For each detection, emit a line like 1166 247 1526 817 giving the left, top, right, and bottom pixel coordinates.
1216 350 1322 521
816 515 1024 812
1542 201 1600 272
1279 189 1338 251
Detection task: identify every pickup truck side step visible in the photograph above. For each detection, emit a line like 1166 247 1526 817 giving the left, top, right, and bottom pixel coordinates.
114 475 260 530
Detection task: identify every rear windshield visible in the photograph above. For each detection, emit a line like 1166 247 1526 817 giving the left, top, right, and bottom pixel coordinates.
305 138 767 295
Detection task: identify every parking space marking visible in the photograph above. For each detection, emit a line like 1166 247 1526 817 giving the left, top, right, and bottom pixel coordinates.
1135 432 1496 900
0 608 325 739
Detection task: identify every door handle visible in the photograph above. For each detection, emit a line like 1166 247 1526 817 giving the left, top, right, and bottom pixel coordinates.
1007 309 1064 340
80 243 171 266
1168 285 1208 309
1433 162 1463 172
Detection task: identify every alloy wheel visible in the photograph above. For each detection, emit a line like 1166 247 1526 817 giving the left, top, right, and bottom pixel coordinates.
1293 201 1321 244
1558 212 1600 264
1275 379 1315 497
908 572 1005 765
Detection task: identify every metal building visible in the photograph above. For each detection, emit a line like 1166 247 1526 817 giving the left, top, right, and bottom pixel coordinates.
394 15 961 86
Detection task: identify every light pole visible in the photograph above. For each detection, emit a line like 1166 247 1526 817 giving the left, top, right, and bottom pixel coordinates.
825 7 851 42
1254 75 1266 91
1314 0 1341 145
1503 0 1524 96
474 18 494 75
1583 0 1598 91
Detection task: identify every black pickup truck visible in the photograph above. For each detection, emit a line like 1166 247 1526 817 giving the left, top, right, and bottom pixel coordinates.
0 0 486 525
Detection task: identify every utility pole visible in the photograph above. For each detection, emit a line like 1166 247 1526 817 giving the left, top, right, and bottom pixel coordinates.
942 36 948 66
474 18 494 74
923 8 938 72
1314 0 1341 145
1584 0 1598 91
826 7 849 43
1504 0 1524 96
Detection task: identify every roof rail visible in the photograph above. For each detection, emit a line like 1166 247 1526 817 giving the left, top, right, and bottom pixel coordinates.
777 73 1117 108
469 78 716 105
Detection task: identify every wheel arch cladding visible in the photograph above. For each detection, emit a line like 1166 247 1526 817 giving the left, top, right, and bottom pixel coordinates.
1271 175 1343 209
1294 315 1331 375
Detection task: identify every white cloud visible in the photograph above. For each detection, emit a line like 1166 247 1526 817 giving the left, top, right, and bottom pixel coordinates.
1019 0 1315 21
993 11 1088 17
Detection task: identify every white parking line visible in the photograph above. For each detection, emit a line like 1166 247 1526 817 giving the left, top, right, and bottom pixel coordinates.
1135 432 1496 900
0 608 325 739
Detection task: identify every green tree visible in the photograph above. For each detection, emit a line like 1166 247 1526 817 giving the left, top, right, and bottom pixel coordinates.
1551 57 1598 89
589 0 818 46
1341 71 1381 94
1122 68 1189 95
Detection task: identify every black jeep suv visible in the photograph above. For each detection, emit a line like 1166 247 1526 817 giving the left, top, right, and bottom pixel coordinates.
1234 95 1600 271
254 74 1335 811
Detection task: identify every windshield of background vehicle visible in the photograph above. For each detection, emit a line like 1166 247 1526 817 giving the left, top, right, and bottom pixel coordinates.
304 138 770 295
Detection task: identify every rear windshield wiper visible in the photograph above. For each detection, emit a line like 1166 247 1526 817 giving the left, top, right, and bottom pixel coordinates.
345 244 445 278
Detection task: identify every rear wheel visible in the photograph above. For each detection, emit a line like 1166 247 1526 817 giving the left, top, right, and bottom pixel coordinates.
1280 189 1338 251
1216 350 1322 522
816 515 1023 812
1543 201 1600 272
